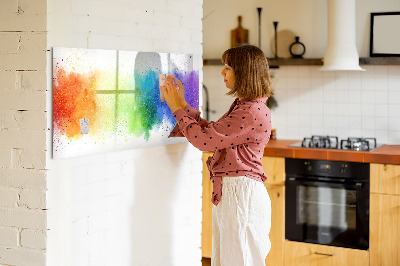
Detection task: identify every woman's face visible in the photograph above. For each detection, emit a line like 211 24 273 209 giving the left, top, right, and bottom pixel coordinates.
220 64 235 89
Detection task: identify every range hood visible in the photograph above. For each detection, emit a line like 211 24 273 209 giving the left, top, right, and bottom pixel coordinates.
320 0 365 71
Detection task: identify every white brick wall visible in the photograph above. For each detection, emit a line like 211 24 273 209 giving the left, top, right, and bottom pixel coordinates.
0 0 48 265
46 1 203 266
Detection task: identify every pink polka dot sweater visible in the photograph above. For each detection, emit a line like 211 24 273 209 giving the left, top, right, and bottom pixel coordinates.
169 97 271 206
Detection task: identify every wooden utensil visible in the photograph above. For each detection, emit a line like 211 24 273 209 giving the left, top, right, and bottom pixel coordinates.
231 16 249 48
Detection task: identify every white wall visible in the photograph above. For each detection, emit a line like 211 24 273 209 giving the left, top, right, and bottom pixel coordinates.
46 0 203 266
203 0 400 145
203 0 400 58
0 0 48 265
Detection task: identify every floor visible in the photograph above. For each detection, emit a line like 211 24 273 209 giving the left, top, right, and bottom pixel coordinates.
202 257 211 266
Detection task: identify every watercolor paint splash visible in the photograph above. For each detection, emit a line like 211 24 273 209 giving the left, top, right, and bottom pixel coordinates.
52 47 200 158
53 68 97 140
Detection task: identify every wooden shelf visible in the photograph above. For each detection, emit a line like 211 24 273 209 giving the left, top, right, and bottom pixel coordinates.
203 58 323 67
203 57 400 67
268 58 323 67
359 57 400 65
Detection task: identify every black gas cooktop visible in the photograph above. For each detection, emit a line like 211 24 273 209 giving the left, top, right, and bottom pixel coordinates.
289 135 382 151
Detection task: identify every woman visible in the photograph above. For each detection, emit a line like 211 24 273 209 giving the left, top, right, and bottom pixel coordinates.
162 44 273 266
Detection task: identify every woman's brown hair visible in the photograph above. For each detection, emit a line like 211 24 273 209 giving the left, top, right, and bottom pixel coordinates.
221 44 273 99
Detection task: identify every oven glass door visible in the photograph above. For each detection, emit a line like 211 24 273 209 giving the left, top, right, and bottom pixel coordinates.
286 179 369 250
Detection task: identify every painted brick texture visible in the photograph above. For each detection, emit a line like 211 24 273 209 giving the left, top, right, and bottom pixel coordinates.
0 0 48 265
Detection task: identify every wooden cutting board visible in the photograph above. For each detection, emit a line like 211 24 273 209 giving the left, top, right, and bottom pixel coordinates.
231 16 249 48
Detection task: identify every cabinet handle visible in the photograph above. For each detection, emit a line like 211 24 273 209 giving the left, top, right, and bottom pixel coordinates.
313 252 335 257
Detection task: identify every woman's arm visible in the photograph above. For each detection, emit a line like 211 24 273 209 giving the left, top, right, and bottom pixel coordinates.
173 106 257 152
162 76 211 137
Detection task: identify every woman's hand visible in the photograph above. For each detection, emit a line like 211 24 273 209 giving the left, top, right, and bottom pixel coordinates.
171 76 187 108
161 75 185 113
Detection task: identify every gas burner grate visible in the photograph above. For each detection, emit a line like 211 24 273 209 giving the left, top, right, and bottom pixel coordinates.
301 135 339 149
340 137 377 151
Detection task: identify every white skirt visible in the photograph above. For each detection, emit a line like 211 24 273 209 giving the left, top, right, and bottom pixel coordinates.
212 176 271 266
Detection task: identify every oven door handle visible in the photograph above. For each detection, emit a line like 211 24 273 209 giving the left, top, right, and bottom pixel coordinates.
286 177 364 189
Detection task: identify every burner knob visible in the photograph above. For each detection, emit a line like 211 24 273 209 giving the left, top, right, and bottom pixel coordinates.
340 164 347 174
305 161 312 171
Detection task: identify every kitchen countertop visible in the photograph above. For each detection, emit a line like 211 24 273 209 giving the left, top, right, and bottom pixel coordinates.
263 139 400 165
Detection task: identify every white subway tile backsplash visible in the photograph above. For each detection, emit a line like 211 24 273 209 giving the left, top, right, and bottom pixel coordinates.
310 66 323 77
287 113 300 127
362 116 375 130
311 127 324 136
298 66 311 78
336 103 349 116
298 77 311 89
323 103 336 115
335 73 349 90
336 90 349 103
323 115 336 129
374 65 388 77
336 115 348 129
311 102 324 113
336 128 349 139
374 117 389 131
348 90 362 103
388 131 400 143
375 130 389 144
374 77 388 91
361 129 375 138
311 87 323 102
285 66 298 77
388 117 400 131
387 65 400 76
348 116 362 129
389 104 400 117
298 89 313 103
203 65 400 144
348 71 362 90
388 91 400 104
286 77 299 89
298 102 312 115
322 70 335 78
374 90 388 104
310 77 324 90
361 90 374 104
388 76 400 91
348 103 362 116
349 128 362 137
323 87 336 103
375 104 389 117
362 104 375 117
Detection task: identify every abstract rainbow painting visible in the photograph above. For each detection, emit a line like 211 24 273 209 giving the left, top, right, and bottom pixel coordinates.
52 47 200 158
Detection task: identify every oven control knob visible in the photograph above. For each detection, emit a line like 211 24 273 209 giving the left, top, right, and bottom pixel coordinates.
305 162 312 171
340 164 347 174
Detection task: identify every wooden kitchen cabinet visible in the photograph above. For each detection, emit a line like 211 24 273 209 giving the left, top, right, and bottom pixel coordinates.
264 184 285 266
202 152 213 258
261 156 285 186
262 156 285 266
284 241 369 266
370 163 400 195
201 154 286 265
370 163 400 266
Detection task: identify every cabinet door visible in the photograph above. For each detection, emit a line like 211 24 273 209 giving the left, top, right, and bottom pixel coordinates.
261 156 285 186
284 241 369 266
370 163 400 195
370 193 400 266
264 184 284 266
202 152 213 258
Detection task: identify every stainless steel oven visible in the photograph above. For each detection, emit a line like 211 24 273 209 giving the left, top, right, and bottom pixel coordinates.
285 158 369 250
